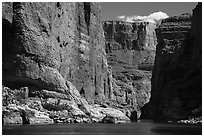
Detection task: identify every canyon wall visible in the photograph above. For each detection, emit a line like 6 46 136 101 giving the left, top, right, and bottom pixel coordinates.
3 2 201 123
103 21 157 117
2 2 131 125
3 2 112 104
142 3 201 120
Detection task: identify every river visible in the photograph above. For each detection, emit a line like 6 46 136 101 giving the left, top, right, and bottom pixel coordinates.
2 120 202 135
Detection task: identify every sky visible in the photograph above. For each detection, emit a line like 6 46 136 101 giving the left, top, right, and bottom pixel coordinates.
101 2 198 21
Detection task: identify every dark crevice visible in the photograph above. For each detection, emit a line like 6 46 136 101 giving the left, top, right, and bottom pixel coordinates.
104 80 106 96
20 110 30 125
80 87 85 98
94 66 97 96
59 40 68 48
57 36 60 43
83 2 91 35
59 52 63 63
23 52 36 58
130 110 138 121
56 2 61 8
107 76 111 99
62 41 68 47
2 18 12 56
132 40 139 50
37 62 42 70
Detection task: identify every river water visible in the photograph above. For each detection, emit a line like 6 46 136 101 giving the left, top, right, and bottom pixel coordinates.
2 120 202 135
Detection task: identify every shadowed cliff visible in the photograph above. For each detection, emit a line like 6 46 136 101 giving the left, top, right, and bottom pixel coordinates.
141 3 201 121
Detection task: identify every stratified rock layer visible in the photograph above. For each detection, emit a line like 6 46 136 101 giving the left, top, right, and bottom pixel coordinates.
142 3 201 120
103 21 157 118
3 2 112 103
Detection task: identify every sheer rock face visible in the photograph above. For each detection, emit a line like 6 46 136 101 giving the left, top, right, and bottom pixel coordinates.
2 2 130 124
142 3 201 120
103 21 157 52
2 2 13 68
103 21 157 117
3 2 113 104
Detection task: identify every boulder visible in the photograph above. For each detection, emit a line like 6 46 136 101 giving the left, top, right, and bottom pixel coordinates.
3 117 22 125
102 115 118 123
3 105 23 125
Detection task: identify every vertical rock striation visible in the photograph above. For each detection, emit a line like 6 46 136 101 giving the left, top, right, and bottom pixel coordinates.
3 2 112 103
2 2 131 125
142 3 201 120
104 21 157 52
103 21 157 118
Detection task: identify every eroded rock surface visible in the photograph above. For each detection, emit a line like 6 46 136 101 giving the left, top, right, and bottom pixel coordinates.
3 2 113 104
2 2 129 125
103 21 157 118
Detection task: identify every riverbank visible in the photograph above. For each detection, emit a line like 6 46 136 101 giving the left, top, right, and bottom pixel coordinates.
2 86 130 125
178 117 202 125
3 86 202 126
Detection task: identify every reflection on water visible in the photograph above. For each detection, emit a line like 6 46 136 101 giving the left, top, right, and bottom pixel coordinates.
2 120 202 135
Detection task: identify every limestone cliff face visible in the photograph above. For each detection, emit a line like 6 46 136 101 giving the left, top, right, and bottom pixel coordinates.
142 3 201 120
103 21 157 117
2 2 130 125
3 2 112 103
104 21 157 51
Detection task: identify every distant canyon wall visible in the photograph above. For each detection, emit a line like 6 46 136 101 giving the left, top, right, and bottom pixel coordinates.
103 21 157 117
